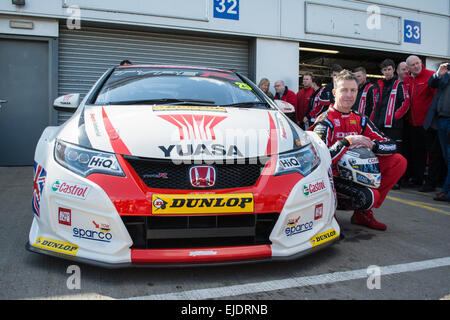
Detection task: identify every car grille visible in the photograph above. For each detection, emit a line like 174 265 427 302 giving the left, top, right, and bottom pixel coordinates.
124 156 267 190
121 213 279 249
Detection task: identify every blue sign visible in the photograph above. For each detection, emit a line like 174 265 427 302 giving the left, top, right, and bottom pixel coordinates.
213 0 239 20
404 20 421 44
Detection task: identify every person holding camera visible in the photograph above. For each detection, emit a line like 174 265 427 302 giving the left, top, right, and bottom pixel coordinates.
424 63 450 201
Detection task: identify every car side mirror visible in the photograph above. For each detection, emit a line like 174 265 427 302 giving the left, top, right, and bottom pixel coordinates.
53 94 80 112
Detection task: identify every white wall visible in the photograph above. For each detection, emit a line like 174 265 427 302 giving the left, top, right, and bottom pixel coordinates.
0 15 57 37
254 38 299 95
426 57 446 72
1 0 448 58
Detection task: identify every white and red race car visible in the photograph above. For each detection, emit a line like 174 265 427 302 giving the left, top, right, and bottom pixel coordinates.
27 65 340 267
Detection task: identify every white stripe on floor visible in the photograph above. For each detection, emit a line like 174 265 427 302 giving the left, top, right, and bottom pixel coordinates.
125 256 450 300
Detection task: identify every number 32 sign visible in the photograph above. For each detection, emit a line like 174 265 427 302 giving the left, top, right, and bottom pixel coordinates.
213 0 239 20
404 20 421 44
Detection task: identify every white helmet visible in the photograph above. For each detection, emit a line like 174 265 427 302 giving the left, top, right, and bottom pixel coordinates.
337 148 381 189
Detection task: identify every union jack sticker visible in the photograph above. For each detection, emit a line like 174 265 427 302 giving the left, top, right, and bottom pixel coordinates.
32 162 47 217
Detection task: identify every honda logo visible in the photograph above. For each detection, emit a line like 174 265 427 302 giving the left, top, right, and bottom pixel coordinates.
189 166 216 188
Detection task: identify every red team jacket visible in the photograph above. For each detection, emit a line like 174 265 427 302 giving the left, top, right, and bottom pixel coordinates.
274 87 298 109
296 86 315 123
403 65 436 126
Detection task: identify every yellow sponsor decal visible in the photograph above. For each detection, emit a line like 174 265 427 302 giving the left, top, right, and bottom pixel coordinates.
152 106 227 112
33 236 79 256
152 193 254 214
309 228 339 247
234 82 253 90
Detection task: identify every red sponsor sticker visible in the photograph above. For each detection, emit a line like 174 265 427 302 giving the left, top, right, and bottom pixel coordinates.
58 207 71 226
314 203 323 220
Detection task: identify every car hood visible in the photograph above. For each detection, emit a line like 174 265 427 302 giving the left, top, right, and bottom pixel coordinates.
57 105 307 160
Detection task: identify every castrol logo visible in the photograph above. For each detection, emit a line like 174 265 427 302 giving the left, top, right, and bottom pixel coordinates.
52 180 90 200
303 179 326 197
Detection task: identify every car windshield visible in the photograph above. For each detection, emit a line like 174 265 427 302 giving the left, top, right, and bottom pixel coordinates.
94 67 267 108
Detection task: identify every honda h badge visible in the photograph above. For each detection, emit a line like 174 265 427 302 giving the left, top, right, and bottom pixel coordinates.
189 166 216 187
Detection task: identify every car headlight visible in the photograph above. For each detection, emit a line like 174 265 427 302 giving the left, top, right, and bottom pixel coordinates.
54 140 124 177
275 143 321 177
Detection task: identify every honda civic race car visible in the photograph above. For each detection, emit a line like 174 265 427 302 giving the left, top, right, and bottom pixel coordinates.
26 65 340 267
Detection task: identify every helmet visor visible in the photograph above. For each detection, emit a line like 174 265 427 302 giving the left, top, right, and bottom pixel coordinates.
353 163 380 173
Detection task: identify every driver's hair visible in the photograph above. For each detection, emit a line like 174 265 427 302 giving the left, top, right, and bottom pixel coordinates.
333 69 358 88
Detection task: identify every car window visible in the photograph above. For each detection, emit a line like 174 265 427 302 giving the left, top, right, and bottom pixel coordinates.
94 67 264 107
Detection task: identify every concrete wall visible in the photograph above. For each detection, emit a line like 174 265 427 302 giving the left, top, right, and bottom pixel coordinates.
254 38 299 96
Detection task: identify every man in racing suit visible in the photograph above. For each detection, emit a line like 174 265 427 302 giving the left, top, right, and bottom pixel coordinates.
312 70 407 230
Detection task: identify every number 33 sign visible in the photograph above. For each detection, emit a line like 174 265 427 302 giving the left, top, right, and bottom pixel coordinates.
213 0 239 20
404 20 421 44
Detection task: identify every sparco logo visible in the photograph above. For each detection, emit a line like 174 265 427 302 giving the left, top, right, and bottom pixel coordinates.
303 179 326 196
52 180 90 199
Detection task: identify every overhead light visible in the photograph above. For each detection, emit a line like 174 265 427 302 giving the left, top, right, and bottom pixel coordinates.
299 47 340 54
299 63 330 69
366 74 385 79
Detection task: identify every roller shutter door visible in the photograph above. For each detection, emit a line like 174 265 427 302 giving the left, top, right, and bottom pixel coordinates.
58 25 249 124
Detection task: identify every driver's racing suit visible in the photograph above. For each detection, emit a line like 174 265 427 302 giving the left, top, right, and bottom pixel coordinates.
311 106 407 229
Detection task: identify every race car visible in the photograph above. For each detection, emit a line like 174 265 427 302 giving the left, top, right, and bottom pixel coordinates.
26 65 340 267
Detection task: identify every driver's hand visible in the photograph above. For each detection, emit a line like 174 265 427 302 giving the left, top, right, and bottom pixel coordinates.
346 135 374 150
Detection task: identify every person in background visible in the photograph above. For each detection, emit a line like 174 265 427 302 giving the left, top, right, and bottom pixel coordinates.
397 61 411 186
352 66 377 119
372 59 410 162
296 73 315 129
397 62 409 81
304 77 323 128
120 59 132 66
274 80 297 108
308 64 343 122
310 77 321 92
258 78 274 99
424 62 450 200
403 55 437 189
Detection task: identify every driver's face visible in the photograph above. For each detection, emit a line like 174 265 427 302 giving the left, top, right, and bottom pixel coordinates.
333 79 358 113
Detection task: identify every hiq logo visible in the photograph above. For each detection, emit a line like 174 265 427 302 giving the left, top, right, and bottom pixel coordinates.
88 156 116 169
278 156 300 169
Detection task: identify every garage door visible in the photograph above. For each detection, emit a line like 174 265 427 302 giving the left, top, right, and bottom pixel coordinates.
58 25 249 124
0 39 49 165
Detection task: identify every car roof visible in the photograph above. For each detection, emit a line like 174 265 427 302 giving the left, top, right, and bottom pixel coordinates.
116 64 234 74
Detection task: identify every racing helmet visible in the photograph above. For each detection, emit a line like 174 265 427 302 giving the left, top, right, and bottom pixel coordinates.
336 148 381 189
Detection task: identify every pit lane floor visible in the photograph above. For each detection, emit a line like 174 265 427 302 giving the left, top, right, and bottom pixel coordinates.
1 166 449 300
